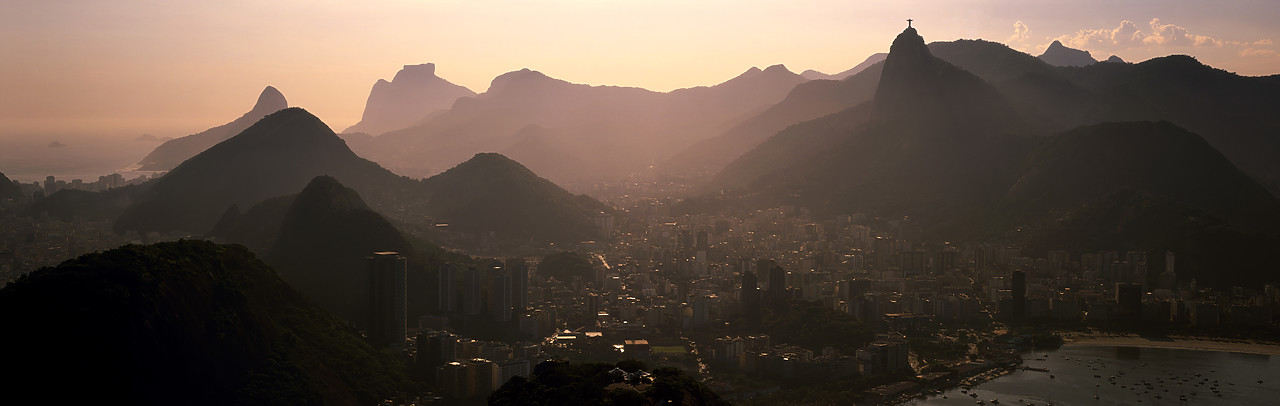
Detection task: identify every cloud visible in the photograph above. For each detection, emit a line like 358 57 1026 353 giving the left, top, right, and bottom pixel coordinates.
1144 18 1225 47
1051 20 1145 51
1254 39 1273 46
1051 18 1238 52
1007 20 1030 44
1240 48 1278 57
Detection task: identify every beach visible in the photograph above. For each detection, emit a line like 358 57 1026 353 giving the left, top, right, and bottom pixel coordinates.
1062 332 1280 356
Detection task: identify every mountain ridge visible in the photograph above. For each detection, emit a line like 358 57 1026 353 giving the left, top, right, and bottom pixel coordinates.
137 86 288 171
342 63 476 136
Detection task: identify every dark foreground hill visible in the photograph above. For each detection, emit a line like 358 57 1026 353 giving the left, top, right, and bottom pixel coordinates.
0 171 19 200
0 240 406 405
137 86 289 171
490 361 728 406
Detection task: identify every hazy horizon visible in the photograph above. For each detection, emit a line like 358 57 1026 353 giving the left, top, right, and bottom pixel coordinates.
3 0 1280 141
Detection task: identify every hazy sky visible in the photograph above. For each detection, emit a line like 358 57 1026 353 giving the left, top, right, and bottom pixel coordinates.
3 0 1278 139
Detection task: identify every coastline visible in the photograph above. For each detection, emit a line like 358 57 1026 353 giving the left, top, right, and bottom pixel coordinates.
1061 332 1280 356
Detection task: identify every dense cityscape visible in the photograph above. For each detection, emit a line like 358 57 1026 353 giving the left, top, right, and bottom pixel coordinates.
4 170 1277 404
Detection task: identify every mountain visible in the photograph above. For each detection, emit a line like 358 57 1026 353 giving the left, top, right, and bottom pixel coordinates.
800 52 887 80
342 63 476 136
497 124 590 184
703 27 1280 287
927 39 1089 134
265 176 412 324
1006 121 1280 231
346 65 807 183
0 171 20 200
665 62 884 174
419 153 609 243
1059 56 1280 194
1037 40 1098 67
115 107 413 234
711 27 1032 220
0 240 406 405
209 175 468 322
137 86 288 171
929 40 1280 195
207 195 295 251
1104 55 1126 63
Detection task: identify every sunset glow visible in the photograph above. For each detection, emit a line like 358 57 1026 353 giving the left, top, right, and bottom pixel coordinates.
3 0 1278 137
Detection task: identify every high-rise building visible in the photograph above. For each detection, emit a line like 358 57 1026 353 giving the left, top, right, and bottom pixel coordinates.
1116 282 1143 321
761 259 788 305
439 264 456 315
1126 251 1148 284
1011 270 1026 321
506 258 529 313
1158 251 1177 290
463 266 482 316
466 358 500 398
692 295 710 327
368 252 407 347
490 263 512 322
438 362 468 398
899 251 927 275
741 271 761 328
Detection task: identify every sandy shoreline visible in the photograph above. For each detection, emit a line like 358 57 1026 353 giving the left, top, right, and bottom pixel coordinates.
1061 333 1280 356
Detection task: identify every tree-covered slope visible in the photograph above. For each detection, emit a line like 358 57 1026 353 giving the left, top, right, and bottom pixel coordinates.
0 240 406 405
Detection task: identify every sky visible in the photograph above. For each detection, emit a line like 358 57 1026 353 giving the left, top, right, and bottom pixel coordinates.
2 0 1279 140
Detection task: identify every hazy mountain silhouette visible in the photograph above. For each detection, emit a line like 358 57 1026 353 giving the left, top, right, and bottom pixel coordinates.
346 65 807 183
342 63 476 136
1006 121 1280 231
1104 55 1126 63
0 240 405 405
1038 40 1098 67
665 62 885 174
927 40 1280 195
704 27 1280 287
0 171 20 200
497 124 591 183
927 39 1090 133
1057 56 1280 195
712 27 1032 218
115 107 412 234
800 53 887 80
136 86 288 171
419 153 609 243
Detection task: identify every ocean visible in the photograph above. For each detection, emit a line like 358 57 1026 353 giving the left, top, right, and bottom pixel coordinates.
905 345 1279 406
